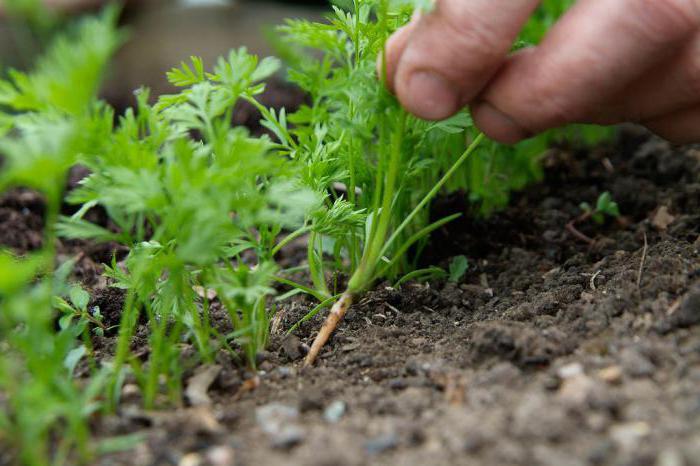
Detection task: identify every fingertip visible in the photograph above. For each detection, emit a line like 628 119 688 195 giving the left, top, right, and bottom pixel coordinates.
397 70 460 120
471 101 532 144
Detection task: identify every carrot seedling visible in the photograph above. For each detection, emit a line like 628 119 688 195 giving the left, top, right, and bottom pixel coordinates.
567 191 621 244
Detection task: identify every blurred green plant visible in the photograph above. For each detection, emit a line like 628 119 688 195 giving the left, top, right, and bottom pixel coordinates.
58 48 317 406
0 8 125 465
1 0 70 71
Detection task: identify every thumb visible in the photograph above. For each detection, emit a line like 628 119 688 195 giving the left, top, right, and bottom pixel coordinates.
389 0 541 121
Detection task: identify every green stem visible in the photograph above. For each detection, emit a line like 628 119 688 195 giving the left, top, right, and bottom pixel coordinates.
271 275 330 302
242 95 298 150
271 225 311 257
379 132 485 259
106 288 138 412
348 112 406 292
286 293 342 335
374 212 461 280
307 231 330 297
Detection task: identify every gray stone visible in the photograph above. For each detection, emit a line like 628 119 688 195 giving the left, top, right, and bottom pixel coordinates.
323 400 347 423
620 348 655 378
364 433 399 455
256 403 305 449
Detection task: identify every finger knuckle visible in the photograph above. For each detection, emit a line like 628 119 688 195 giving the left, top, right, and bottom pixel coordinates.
537 97 576 131
629 0 700 43
681 45 700 97
506 58 582 130
433 2 510 68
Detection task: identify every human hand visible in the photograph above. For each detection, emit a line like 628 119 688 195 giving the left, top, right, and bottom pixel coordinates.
384 0 700 144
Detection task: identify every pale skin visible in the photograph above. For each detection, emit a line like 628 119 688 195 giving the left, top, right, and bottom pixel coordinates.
384 0 700 144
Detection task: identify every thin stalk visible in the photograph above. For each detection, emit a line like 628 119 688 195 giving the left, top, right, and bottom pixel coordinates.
394 266 445 288
143 299 166 409
379 132 485 259
352 0 361 66
347 136 360 271
373 212 461 280
348 112 406 292
286 293 341 335
305 133 486 367
271 275 330 302
271 225 311 257
106 288 138 411
307 231 330 297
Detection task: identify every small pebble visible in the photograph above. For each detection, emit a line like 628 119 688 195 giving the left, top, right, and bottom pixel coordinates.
276 366 296 378
256 403 298 429
558 362 584 379
270 425 305 449
281 335 302 361
205 446 235 466
122 383 140 399
178 453 202 466
598 365 623 384
610 422 651 451
558 374 597 406
256 403 305 449
388 378 408 390
620 348 655 377
323 400 346 423
365 433 399 455
656 448 685 466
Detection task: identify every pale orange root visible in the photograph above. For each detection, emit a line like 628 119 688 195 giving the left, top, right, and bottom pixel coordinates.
303 292 354 367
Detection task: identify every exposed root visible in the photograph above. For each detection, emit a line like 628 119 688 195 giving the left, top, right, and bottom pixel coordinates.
566 211 594 245
303 291 354 367
566 219 594 245
636 232 648 289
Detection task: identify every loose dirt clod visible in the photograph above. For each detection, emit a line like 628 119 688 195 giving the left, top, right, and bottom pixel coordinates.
185 365 222 407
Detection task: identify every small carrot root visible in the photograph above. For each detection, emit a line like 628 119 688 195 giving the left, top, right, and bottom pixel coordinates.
303 291 354 367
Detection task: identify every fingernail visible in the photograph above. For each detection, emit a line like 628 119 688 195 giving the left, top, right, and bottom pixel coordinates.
472 101 531 144
405 71 459 120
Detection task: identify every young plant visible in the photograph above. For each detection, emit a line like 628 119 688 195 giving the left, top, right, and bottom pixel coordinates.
567 191 621 243
448 255 469 283
271 0 611 365
580 191 621 224
58 48 317 405
0 8 125 464
264 0 487 365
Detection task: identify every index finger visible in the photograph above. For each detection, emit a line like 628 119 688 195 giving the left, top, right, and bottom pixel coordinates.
386 0 541 120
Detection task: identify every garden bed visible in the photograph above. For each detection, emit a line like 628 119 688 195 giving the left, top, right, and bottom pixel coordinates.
3 126 698 466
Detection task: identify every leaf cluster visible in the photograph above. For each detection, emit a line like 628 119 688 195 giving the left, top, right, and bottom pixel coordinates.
580 191 620 224
0 10 125 465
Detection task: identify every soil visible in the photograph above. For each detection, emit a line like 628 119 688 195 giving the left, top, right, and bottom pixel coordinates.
1 126 699 466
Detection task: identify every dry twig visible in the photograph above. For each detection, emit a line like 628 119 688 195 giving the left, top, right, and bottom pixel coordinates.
636 233 648 289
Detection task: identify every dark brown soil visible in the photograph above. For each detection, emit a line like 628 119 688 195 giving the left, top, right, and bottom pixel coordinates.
87 128 700 466
0 188 45 252
2 127 699 466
